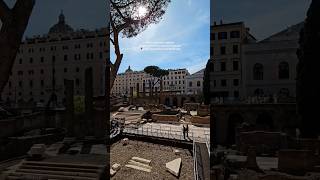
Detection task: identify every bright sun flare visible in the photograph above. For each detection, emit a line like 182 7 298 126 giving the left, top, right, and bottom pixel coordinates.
137 6 147 17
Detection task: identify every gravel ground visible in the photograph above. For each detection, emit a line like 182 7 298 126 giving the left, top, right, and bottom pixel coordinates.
110 140 194 180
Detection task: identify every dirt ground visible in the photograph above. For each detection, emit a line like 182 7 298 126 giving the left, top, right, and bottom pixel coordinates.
110 140 194 180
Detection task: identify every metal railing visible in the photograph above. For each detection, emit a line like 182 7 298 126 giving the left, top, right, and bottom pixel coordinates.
123 125 204 141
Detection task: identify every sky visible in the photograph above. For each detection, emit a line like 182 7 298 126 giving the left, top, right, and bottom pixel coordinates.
3 0 107 37
211 0 312 40
111 0 210 74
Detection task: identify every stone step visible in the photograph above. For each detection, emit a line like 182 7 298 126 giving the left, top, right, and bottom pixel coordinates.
125 164 151 172
22 161 104 169
16 168 100 178
7 172 98 180
19 165 102 173
128 160 152 169
131 157 151 165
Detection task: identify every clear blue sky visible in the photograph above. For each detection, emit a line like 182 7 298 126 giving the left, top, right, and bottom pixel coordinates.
111 0 210 74
211 0 312 40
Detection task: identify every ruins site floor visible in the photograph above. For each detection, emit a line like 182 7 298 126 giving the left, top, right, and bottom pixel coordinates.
110 140 194 180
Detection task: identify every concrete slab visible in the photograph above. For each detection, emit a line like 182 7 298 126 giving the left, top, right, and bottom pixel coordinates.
128 160 152 169
125 164 151 172
166 158 181 177
45 143 64 156
131 157 151 165
90 144 107 155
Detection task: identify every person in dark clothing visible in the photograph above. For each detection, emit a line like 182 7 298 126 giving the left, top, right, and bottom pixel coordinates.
186 124 189 138
182 125 186 139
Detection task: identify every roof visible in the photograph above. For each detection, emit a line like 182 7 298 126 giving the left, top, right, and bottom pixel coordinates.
49 11 74 34
260 22 304 43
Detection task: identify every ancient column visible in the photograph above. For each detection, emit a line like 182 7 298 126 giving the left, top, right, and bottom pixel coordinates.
136 83 140 98
85 67 93 135
65 79 74 137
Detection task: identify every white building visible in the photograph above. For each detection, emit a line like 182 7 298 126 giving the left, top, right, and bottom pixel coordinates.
242 22 303 99
112 67 190 96
111 66 145 96
1 12 108 106
185 69 204 95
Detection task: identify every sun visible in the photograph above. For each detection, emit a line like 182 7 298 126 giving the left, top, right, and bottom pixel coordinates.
137 6 147 17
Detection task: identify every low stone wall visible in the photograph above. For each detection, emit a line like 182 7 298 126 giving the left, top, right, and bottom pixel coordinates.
278 149 317 175
198 105 210 116
0 113 45 138
184 103 200 111
151 114 179 122
238 131 287 155
190 116 210 124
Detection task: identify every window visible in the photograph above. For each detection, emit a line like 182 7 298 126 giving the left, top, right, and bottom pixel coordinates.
221 80 227 87
189 82 192 87
29 80 33 88
76 78 80 86
279 61 289 79
233 79 239 86
254 88 264 96
41 80 44 87
220 46 226 55
218 32 228 39
230 31 240 38
64 68 68 73
210 47 214 56
8 81 11 88
233 45 239 54
220 62 226 71
62 45 69 50
40 57 44 63
76 67 80 72
18 71 23 76
19 81 22 87
233 61 239 71
197 81 201 87
19 59 22 64
29 58 33 63
209 62 214 72
211 33 215 40
52 56 56 62
279 88 289 97
214 80 216 87
253 63 263 80
234 91 239 98
40 69 44 74
64 55 68 61
100 52 103 59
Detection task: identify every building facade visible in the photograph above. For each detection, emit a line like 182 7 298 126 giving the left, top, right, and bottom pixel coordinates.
242 22 303 99
1 12 108 106
185 69 204 95
112 67 191 96
209 21 256 100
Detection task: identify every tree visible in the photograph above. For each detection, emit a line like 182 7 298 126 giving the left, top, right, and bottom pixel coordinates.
144 65 168 96
109 0 171 90
0 0 35 95
296 0 320 138
203 59 212 105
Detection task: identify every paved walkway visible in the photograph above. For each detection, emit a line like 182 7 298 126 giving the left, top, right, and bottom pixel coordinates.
123 123 210 143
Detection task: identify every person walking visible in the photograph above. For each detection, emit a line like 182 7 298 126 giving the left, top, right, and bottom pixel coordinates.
186 124 189 138
182 125 186 139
